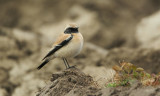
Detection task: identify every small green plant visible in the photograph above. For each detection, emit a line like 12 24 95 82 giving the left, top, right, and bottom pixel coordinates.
106 82 118 87
106 61 160 87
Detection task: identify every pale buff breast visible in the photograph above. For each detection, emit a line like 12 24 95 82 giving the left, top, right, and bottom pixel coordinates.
54 33 83 58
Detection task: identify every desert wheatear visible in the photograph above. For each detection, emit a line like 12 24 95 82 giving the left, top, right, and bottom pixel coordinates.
37 23 83 69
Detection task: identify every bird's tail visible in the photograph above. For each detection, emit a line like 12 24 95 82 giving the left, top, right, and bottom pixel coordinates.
37 60 49 70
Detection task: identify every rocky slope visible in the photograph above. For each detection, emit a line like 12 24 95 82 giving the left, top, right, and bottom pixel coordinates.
37 67 160 96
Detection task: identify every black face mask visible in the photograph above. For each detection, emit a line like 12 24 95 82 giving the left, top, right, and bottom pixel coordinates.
64 28 78 34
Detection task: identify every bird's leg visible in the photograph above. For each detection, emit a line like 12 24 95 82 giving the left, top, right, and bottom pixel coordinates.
64 58 70 68
62 58 69 69
64 58 76 68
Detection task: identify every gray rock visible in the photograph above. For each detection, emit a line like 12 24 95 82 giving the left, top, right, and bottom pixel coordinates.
136 11 160 49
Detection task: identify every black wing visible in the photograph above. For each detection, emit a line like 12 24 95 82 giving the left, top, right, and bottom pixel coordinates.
42 35 73 60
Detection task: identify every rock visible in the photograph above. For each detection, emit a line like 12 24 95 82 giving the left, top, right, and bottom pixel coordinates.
0 67 9 83
0 36 17 59
0 88 8 96
37 67 100 96
83 66 115 87
12 28 40 56
82 0 160 49
101 48 160 73
84 42 108 56
38 5 101 45
0 59 17 69
0 81 16 96
136 11 160 49
37 67 160 96
68 5 101 41
101 84 160 96
9 59 37 85
0 27 40 60
12 78 45 96
129 87 156 96
66 86 102 96
0 1 21 28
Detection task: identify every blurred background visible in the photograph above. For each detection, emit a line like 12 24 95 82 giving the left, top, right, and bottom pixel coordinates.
0 0 160 96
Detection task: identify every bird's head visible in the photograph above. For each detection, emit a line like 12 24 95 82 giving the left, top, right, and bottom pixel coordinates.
64 23 79 34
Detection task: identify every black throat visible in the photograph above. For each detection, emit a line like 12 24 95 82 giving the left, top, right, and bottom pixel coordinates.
64 28 78 34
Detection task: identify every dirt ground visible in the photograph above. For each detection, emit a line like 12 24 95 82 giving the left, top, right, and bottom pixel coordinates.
0 0 160 96
36 68 160 96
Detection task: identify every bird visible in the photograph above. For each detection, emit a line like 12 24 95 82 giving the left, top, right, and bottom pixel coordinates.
37 23 83 70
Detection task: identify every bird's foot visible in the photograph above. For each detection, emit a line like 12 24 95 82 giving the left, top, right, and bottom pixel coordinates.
66 65 77 69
